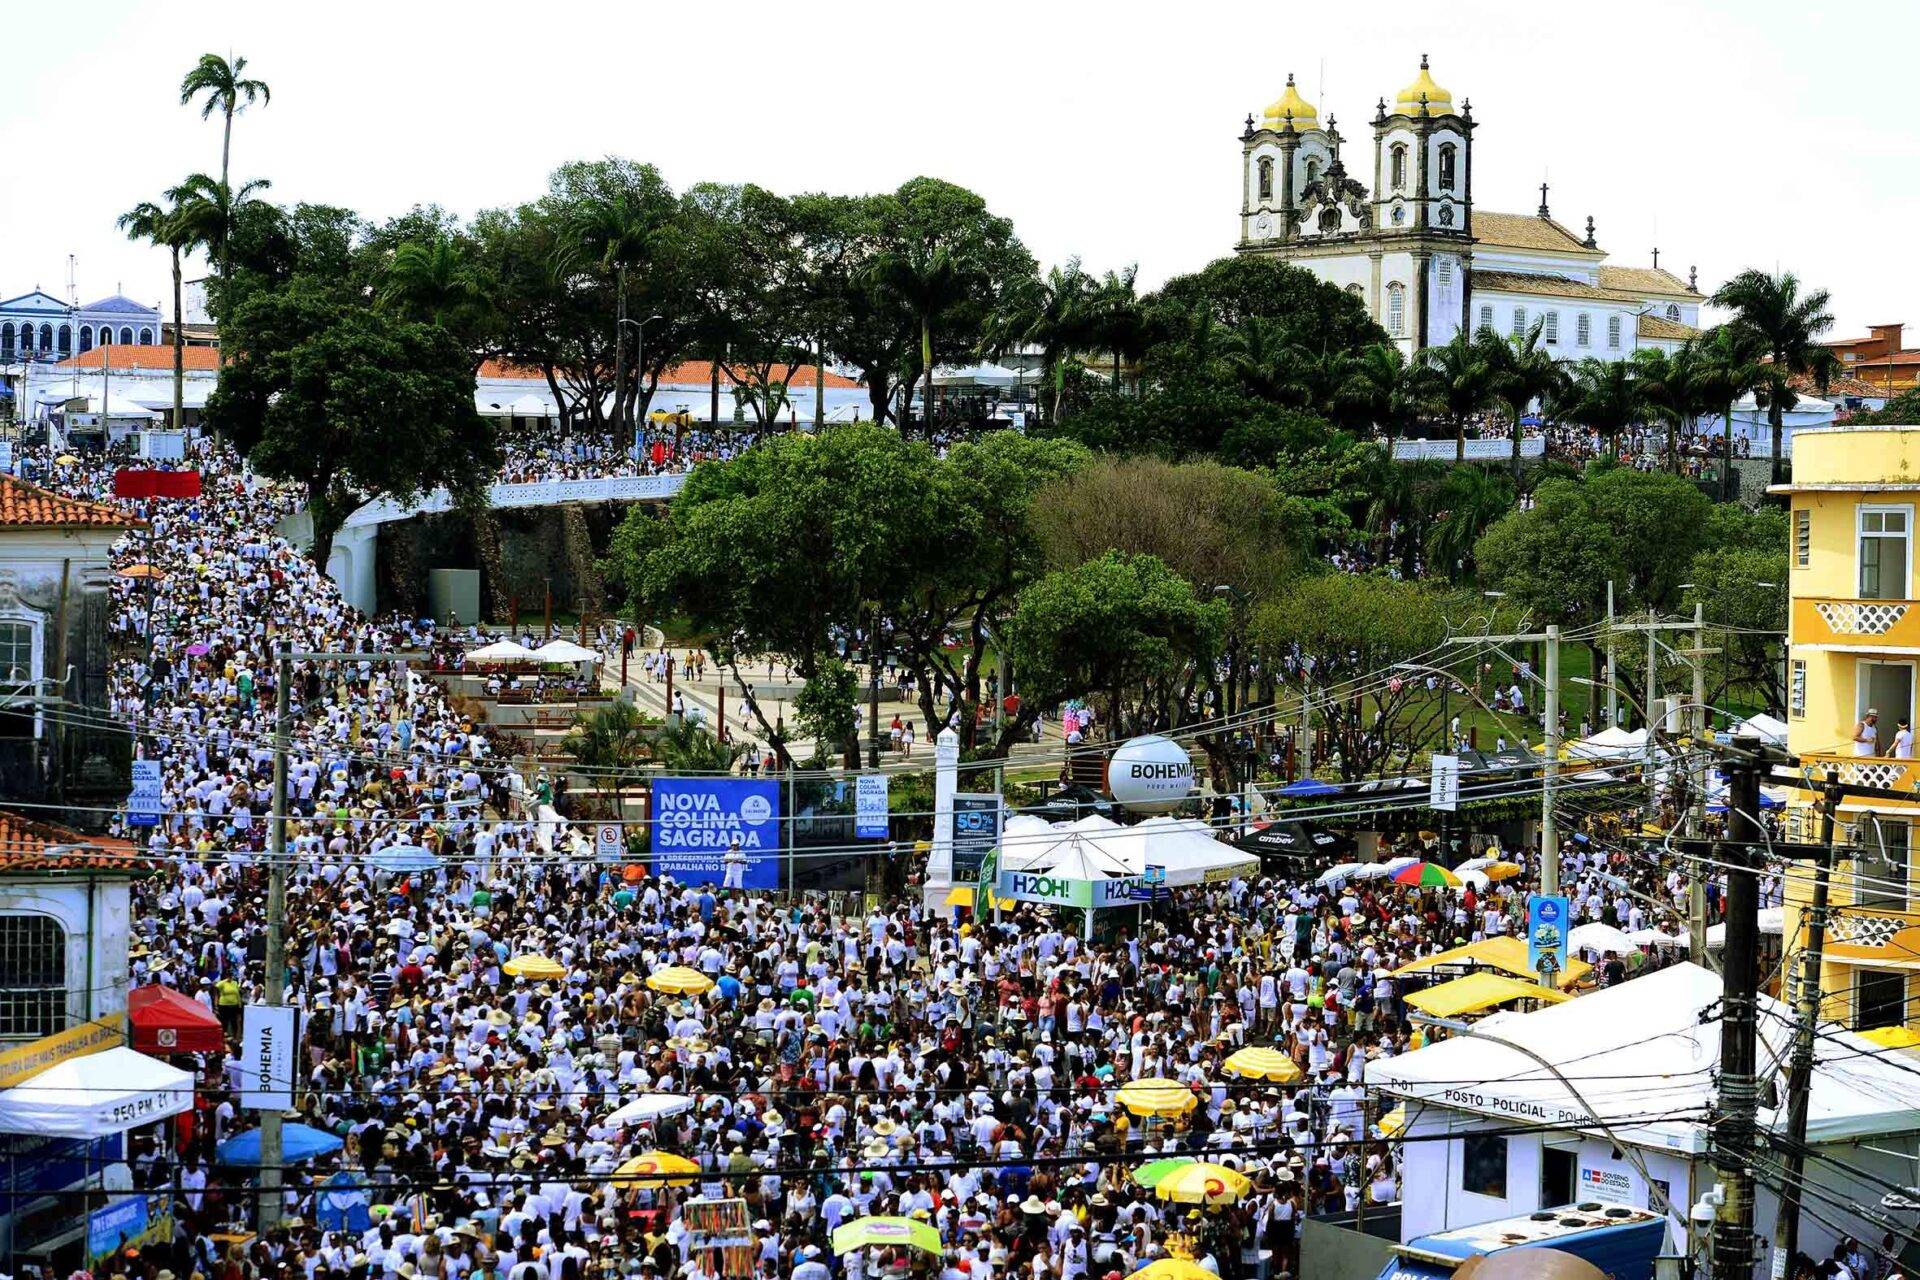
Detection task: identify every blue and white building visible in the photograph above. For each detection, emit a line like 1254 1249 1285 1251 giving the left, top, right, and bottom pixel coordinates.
0 292 161 363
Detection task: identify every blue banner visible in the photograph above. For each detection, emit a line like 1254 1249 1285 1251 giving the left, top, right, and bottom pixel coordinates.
855 775 889 840
1527 893 1571 978
651 778 783 889
88 1196 147 1266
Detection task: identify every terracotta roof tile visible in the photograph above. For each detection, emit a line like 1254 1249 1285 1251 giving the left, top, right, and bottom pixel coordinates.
0 811 147 876
1473 270 1625 302
0 474 138 530
1598 265 1700 298
1637 313 1700 341
58 344 221 372
1473 210 1601 255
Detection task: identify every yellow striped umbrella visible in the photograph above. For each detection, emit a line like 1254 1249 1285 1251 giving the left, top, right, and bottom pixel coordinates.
1154 1161 1252 1205
502 954 566 979
645 966 715 996
612 1151 700 1187
1114 1078 1197 1118
1377 1104 1408 1138
1221 1047 1303 1084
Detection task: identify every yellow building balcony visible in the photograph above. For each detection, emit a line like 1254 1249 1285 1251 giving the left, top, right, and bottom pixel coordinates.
1824 905 1920 971
1792 751 1920 800
1793 596 1920 649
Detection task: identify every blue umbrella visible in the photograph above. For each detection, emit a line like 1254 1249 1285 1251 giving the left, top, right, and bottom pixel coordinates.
218 1123 344 1165
1279 778 1341 798
1518 413 1542 427
366 845 442 874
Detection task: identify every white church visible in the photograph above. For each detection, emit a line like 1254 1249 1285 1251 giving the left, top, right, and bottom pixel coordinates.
1237 57 1702 360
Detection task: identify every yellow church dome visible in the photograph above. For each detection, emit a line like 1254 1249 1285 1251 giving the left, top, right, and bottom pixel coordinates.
1262 74 1318 131
1394 55 1453 115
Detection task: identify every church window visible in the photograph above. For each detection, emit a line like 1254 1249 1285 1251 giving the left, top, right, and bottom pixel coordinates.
78 326 92 353
1666 304 1680 320
1390 144 1408 191
119 326 134 346
1257 157 1273 201
1438 143 1458 191
1576 314 1591 347
1511 307 1528 338
138 327 154 345
1608 315 1622 349
1386 283 1406 337
1305 157 1321 186
1318 207 1340 232
1478 305 1494 335
1543 312 1559 345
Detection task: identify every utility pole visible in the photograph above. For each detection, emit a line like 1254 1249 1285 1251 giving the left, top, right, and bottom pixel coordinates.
1605 581 1618 727
1300 688 1313 777
1447 625 1561 894
261 650 411 1231
1772 770 1844 1276
1675 603 1722 964
1713 736 1763 1280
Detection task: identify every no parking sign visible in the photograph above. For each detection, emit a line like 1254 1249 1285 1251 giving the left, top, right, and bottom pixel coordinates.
596 823 623 862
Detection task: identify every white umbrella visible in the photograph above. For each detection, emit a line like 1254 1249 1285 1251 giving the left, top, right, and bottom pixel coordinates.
1456 869 1491 891
1455 856 1496 874
469 639 537 664
603 1092 695 1127
533 639 601 664
1382 855 1421 873
1349 863 1394 881
1568 923 1635 955
1625 927 1683 947
1317 862 1368 886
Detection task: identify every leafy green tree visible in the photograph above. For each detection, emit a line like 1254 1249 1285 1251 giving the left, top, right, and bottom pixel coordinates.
793 657 862 766
1006 552 1227 739
379 233 494 350
1693 326 1765 501
1145 256 1386 365
1366 458 1447 577
179 53 269 215
1425 465 1517 583
1251 573 1457 779
651 718 741 774
205 280 501 569
1712 269 1839 484
1418 329 1497 462
1333 344 1420 444
1088 266 1146 391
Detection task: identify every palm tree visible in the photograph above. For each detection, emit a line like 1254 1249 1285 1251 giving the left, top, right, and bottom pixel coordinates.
983 261 1093 425
652 717 742 774
1555 357 1644 461
1088 266 1145 391
1487 321 1564 485
118 196 193 430
569 192 658 434
1221 316 1299 403
1426 465 1517 581
1632 343 1714 475
167 172 270 288
1418 330 1498 463
179 53 270 203
1335 343 1420 446
1695 326 1765 501
561 700 656 818
1366 457 1446 577
1712 269 1838 483
380 235 492 343
866 244 963 436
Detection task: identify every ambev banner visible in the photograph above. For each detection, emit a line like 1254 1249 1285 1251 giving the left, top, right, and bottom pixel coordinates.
651 778 782 889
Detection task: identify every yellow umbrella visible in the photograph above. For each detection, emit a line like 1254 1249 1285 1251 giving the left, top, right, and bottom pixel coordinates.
1154 1161 1252 1205
1482 861 1524 881
646 966 716 996
831 1216 943 1256
1114 1078 1197 1118
612 1151 700 1187
53 454 79 465
1221 1046 1303 1084
1129 1261 1217 1280
1377 1104 1408 1138
116 563 167 580
502 954 566 980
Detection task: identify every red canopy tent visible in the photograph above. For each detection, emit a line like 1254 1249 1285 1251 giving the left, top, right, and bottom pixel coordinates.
128 984 225 1054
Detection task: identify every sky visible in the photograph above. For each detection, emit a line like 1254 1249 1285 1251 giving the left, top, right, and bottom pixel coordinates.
4 0 1916 337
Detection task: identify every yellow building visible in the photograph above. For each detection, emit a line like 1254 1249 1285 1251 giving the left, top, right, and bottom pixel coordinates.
1780 424 1920 1030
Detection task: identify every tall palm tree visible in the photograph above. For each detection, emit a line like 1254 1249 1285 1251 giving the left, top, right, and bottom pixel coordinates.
1335 343 1420 446
1221 315 1299 403
1486 321 1564 485
1555 357 1644 461
1418 329 1498 463
866 244 962 436
1695 326 1765 502
168 172 270 288
1366 457 1446 577
118 196 194 429
1088 266 1145 391
179 53 269 205
982 261 1093 425
380 235 492 343
1712 269 1838 483
1426 465 1517 581
569 192 658 434
1632 343 1712 475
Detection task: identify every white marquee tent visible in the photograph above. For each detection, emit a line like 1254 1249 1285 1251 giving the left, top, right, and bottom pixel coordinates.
0 1047 194 1139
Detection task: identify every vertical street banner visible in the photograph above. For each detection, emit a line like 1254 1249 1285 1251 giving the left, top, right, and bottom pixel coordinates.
238 1004 298 1111
855 774 890 839
951 793 1003 881
128 759 162 829
650 777 782 889
1429 753 1460 812
1527 894 1571 979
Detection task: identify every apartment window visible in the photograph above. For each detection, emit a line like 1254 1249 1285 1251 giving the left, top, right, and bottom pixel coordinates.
1462 1134 1507 1198
1790 659 1807 718
1795 510 1811 567
1858 505 1912 600
1386 283 1406 337
1576 314 1591 347
1511 306 1528 338
0 915 66 1039
1855 816 1910 910
0 620 37 740
1607 315 1622 348
1257 157 1273 201
1390 143 1408 191
1543 312 1559 345
1479 305 1494 334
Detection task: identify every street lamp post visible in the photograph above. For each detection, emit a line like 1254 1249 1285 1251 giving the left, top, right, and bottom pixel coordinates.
618 314 665 440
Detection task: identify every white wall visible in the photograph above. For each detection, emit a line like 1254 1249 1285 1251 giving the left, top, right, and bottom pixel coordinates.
1471 291 1641 362
0 879 131 1037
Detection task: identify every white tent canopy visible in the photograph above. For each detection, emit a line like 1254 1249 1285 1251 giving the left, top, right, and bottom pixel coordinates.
0 1047 194 1139
1735 714 1790 746
468 639 537 664
1000 813 1137 876
932 363 1024 389
532 639 601 664
1567 922 1635 955
1367 963 1920 1153
1127 816 1259 886
1567 726 1650 761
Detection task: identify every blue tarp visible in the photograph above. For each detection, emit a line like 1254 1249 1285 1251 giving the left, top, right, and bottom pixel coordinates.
1279 778 1341 798
217 1123 344 1165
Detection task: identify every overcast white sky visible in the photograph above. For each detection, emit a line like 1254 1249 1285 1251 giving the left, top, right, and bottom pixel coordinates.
5 0 1915 336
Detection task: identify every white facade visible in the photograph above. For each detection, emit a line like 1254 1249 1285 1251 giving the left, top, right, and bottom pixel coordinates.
0 292 162 364
1238 59 1705 362
0 874 133 1039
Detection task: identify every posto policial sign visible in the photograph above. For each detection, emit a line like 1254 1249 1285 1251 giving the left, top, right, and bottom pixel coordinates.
1106 734 1196 813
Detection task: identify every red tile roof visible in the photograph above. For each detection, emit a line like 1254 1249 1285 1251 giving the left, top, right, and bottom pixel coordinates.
57 344 222 372
0 475 138 530
0 811 146 876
